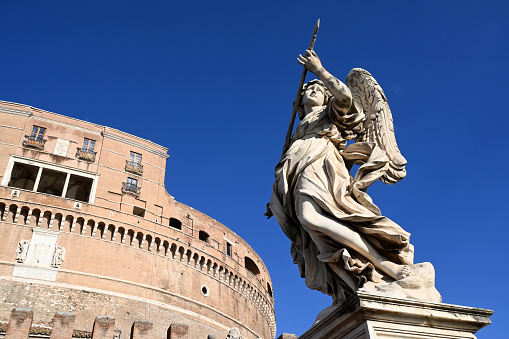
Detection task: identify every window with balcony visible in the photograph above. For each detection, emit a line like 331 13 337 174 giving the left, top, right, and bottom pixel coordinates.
76 138 97 162
23 126 47 149
126 151 143 175
122 177 140 196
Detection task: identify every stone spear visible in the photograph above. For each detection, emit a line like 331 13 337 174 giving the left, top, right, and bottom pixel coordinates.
281 19 320 156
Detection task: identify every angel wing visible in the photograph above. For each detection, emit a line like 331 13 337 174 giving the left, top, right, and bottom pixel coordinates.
346 68 407 184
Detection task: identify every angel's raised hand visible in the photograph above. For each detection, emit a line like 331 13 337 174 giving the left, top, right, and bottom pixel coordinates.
297 49 323 75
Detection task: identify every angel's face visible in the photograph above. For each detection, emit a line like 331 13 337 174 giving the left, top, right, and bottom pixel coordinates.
302 84 325 107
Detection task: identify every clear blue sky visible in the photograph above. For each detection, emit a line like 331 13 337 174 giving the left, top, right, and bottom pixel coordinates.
1 1 507 337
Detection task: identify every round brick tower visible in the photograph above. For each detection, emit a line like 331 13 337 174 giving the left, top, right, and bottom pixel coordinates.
0 100 276 339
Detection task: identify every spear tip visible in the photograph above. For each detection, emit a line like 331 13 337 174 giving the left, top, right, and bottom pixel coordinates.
313 19 320 36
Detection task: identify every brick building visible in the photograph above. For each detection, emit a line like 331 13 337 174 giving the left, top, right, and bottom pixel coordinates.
0 100 276 338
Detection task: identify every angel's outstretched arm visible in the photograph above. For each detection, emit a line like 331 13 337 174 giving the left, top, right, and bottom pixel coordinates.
297 50 351 113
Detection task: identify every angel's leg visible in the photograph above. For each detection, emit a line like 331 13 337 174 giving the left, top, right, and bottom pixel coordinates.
296 194 410 280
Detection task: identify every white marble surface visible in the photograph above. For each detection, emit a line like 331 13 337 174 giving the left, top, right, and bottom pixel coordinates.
299 293 493 339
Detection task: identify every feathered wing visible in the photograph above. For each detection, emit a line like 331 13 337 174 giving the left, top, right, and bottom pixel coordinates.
346 68 407 184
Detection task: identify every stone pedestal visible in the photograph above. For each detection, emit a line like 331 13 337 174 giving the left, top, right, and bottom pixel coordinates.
299 292 493 339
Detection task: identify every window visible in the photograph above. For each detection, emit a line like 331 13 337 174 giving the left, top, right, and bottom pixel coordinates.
199 231 210 244
65 175 93 202
82 138 96 153
126 177 138 188
133 206 145 217
6 160 96 203
226 241 233 257
37 168 67 196
76 138 97 161
23 126 47 149
130 151 141 165
122 177 140 196
169 218 182 230
126 151 143 175
30 126 46 141
8 163 38 190
245 257 260 277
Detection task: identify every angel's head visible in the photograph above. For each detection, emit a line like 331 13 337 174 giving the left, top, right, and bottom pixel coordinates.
298 79 331 120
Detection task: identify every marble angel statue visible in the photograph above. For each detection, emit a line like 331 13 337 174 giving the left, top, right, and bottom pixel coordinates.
267 50 440 304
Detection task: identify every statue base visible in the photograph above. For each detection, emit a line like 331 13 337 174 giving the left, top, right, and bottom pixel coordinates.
299 292 493 339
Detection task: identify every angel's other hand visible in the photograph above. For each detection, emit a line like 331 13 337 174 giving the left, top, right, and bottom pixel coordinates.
297 50 323 74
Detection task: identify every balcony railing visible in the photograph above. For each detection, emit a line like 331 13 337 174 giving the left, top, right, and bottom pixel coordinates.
76 148 97 162
122 182 141 196
125 160 143 175
22 135 46 149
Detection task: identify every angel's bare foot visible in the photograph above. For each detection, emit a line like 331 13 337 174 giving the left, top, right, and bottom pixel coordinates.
379 261 412 280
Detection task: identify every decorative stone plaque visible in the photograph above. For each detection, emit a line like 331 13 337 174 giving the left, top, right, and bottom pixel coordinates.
54 138 70 157
25 228 59 266
13 228 60 281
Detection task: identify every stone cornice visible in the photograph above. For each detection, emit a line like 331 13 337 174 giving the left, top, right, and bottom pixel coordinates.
0 106 31 117
102 131 169 159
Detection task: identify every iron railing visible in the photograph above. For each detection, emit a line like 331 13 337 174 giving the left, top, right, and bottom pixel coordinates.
122 182 141 196
125 160 143 175
22 135 46 149
76 148 97 162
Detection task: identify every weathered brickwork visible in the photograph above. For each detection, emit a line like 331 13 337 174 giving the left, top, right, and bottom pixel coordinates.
49 312 76 339
131 320 154 339
0 100 275 339
0 309 196 339
5 308 33 339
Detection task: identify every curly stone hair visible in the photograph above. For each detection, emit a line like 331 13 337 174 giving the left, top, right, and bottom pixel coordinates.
297 79 332 120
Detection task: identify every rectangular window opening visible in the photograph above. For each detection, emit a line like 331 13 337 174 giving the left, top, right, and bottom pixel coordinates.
5 158 97 203
30 126 46 141
130 151 142 165
126 151 143 175
226 241 233 257
82 138 96 153
8 163 39 191
65 175 93 202
37 168 67 197
127 177 138 188
133 206 145 217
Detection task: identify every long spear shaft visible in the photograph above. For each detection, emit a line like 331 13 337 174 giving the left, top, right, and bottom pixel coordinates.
281 19 320 156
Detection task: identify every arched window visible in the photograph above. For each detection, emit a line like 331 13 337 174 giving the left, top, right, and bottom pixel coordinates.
245 257 260 277
169 218 182 230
